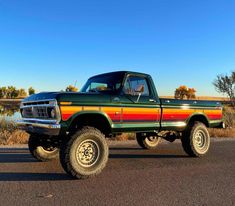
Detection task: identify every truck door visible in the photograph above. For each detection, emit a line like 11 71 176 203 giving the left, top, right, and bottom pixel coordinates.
119 74 161 130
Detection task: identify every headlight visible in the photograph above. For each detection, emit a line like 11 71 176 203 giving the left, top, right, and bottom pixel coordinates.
50 108 56 119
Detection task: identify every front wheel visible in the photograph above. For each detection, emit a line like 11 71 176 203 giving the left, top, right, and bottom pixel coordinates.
181 122 210 157
59 127 109 179
136 133 161 150
28 134 59 161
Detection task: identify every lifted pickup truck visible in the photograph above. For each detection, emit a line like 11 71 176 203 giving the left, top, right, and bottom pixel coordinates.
18 71 224 179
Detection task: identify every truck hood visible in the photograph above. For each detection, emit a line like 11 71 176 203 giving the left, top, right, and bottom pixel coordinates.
23 92 111 104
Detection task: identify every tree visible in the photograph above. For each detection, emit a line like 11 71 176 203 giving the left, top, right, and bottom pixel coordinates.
28 87 35 95
18 88 27 98
6 86 19 99
213 71 235 105
0 87 7 98
174 85 196 100
65 85 78 92
187 88 196 99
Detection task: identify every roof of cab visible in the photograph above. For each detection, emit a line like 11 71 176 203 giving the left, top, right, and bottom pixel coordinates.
89 71 150 79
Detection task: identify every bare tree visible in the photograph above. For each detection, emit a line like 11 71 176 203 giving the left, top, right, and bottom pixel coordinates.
213 71 235 105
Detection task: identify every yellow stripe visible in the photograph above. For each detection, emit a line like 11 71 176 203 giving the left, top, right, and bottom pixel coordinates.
60 106 83 113
83 106 100 111
60 102 72 105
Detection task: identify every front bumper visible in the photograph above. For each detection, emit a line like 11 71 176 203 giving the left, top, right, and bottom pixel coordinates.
17 118 61 136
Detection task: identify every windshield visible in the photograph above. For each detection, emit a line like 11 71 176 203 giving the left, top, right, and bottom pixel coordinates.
81 72 124 94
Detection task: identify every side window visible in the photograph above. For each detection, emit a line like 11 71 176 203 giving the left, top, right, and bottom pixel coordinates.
123 76 150 96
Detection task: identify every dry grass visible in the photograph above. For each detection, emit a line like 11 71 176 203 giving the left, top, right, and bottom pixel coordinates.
112 133 136 141
0 119 29 145
209 128 235 138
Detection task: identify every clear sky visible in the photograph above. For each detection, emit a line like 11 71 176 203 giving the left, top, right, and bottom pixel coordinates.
0 0 235 97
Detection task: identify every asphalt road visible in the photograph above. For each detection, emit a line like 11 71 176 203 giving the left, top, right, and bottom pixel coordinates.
0 139 234 206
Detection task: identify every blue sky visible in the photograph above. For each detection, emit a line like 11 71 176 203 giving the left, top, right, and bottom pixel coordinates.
0 0 235 96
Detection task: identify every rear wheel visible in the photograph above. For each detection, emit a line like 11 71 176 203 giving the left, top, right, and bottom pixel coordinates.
181 122 210 157
28 134 59 161
136 133 161 150
60 127 109 179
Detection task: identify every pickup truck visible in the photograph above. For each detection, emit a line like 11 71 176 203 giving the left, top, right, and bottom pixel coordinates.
18 71 224 179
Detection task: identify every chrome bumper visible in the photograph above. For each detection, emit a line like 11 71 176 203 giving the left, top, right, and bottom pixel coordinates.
17 118 61 136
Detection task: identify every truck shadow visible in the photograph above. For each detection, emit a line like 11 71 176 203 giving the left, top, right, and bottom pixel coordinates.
109 154 188 159
0 148 37 163
0 172 71 181
109 147 188 158
0 147 188 181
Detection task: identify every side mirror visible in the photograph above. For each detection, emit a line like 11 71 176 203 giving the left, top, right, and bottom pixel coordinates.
135 85 144 103
135 85 144 93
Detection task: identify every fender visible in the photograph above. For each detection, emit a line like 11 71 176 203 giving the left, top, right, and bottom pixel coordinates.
64 110 114 130
186 112 210 127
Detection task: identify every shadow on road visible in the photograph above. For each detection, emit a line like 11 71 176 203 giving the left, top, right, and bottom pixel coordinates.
0 148 37 163
109 153 188 159
109 147 143 151
0 172 71 181
0 147 188 181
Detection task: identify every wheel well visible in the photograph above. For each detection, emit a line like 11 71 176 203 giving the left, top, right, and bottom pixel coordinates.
68 114 112 137
187 115 209 128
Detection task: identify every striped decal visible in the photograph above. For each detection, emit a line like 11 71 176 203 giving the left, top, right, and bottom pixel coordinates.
60 106 122 122
102 107 121 122
162 108 222 122
122 107 160 122
162 109 194 121
60 106 83 121
60 105 160 122
204 109 223 120
60 105 222 123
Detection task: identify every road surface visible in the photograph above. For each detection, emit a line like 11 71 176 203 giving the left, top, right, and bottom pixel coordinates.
0 139 234 206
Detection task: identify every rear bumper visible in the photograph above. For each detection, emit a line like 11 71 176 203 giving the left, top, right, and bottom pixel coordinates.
17 118 61 136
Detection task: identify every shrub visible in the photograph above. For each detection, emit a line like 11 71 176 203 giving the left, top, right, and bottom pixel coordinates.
0 118 29 145
223 105 235 128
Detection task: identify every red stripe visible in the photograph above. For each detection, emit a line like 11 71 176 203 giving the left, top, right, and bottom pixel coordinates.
207 114 223 120
162 113 190 120
123 114 160 121
62 113 73 121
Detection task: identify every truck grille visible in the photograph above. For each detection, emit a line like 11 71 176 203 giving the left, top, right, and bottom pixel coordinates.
21 100 56 119
22 106 49 118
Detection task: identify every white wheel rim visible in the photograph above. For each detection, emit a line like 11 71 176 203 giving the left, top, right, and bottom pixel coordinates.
193 130 209 154
38 146 58 154
75 139 100 168
145 136 160 147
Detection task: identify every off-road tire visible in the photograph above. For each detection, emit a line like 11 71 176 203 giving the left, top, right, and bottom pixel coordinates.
181 122 210 157
136 133 161 150
59 127 109 179
28 134 59 161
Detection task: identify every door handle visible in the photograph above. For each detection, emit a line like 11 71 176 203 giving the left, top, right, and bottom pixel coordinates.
113 97 120 102
149 99 156 103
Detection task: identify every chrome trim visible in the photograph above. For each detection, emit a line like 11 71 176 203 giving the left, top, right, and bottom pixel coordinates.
21 104 52 108
161 121 187 127
21 99 56 105
18 118 58 124
17 119 61 129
